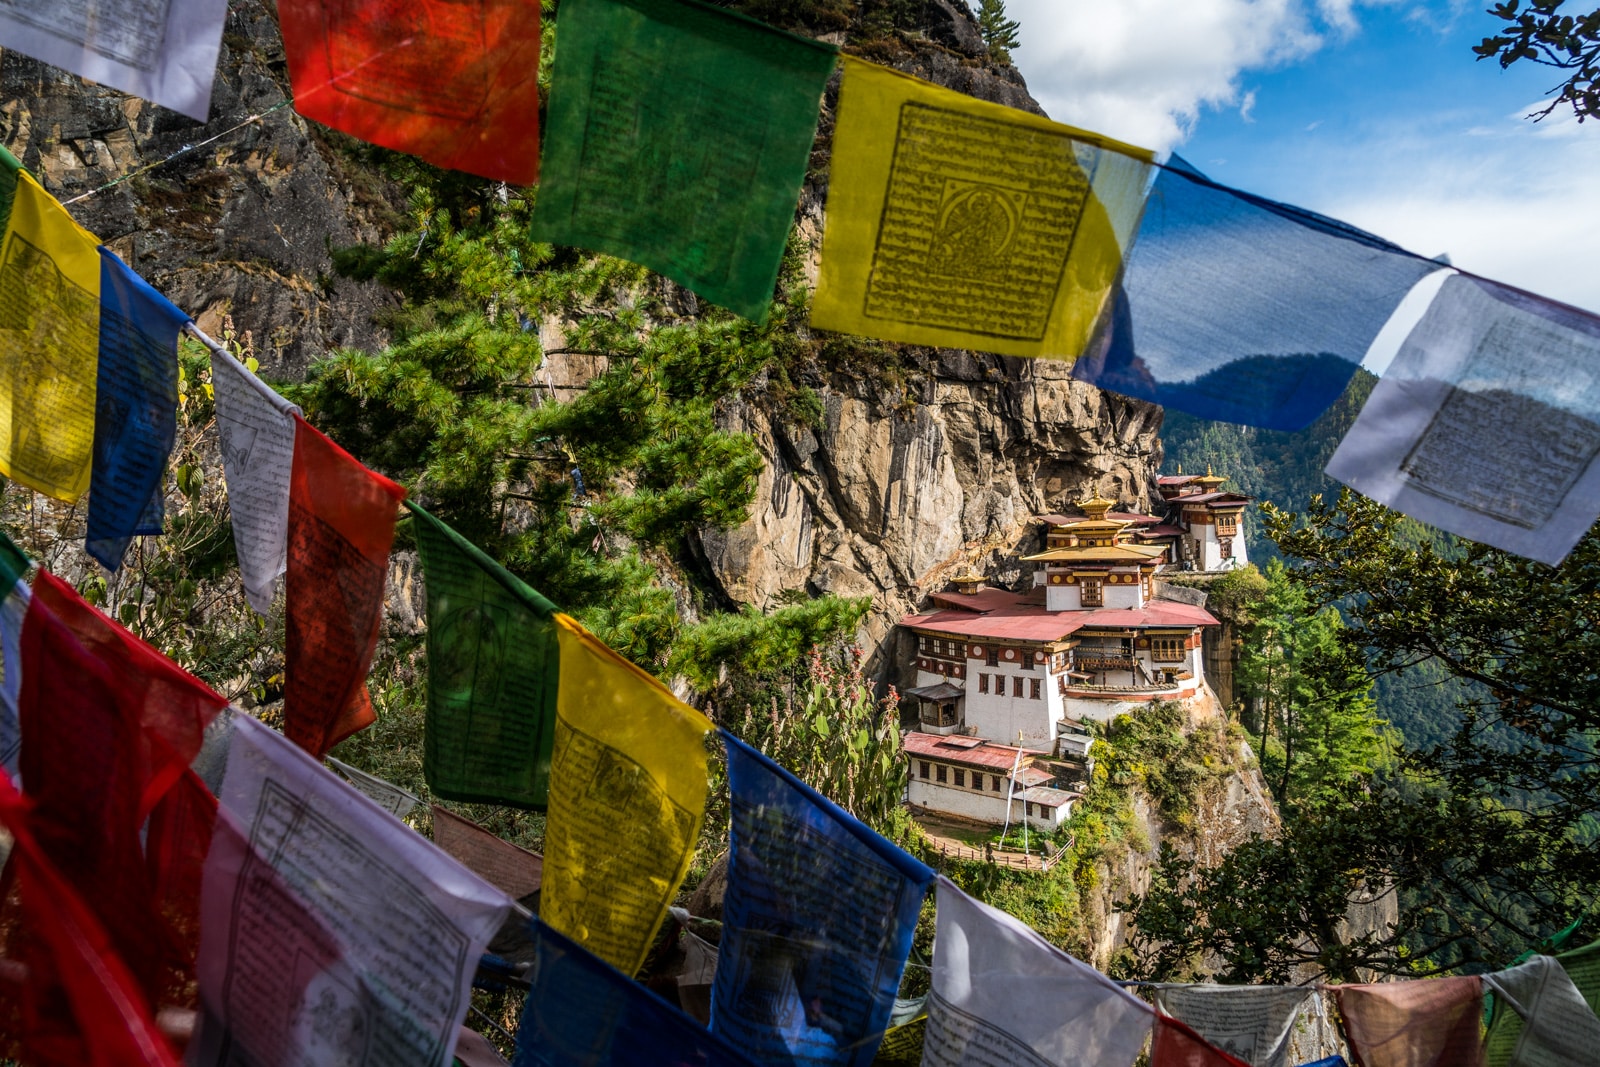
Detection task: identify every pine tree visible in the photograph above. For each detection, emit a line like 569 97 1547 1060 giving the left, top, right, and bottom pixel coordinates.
977 0 1022 65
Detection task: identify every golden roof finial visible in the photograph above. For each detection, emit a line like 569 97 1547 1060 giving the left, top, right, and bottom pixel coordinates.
1196 464 1227 489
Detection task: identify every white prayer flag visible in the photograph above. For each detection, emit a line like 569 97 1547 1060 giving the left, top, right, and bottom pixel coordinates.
328 755 420 820
1154 985 1311 1067
191 715 510 1067
208 342 297 615
0 580 29 781
1483 955 1600 1067
0 0 228 121
924 877 1153 1067
1327 274 1600 566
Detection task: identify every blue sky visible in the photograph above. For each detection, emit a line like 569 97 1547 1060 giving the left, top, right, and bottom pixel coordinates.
1006 0 1600 313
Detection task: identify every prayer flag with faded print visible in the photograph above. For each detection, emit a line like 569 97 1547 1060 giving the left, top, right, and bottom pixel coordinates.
1331 976 1485 1067
1486 940 1600 1067
284 413 406 759
513 921 761 1067
0 529 29 780
1154 984 1314 1067
540 613 711 975
87 247 187 570
0 149 104 501
431 805 544 902
532 0 837 321
711 733 934 1067
812 57 1152 360
278 0 542 183
1071 157 1440 431
923 877 1154 1067
410 503 560 809
1153 1015 1254 1067
1326 274 1600 565
0 767 181 1067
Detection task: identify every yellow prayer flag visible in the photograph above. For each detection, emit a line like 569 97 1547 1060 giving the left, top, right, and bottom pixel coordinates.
812 58 1153 360
541 614 712 975
0 173 102 500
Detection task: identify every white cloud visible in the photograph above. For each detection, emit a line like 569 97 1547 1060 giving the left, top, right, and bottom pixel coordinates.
1006 0 1327 150
1239 88 1258 122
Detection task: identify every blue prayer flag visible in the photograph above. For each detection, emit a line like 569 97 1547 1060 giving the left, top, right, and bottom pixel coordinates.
713 732 935 1067
86 248 187 569
1295 1059 1346 1067
513 920 761 1067
1071 158 1439 431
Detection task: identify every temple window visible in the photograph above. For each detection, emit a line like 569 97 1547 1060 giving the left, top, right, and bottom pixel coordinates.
1030 678 1041 700
1081 578 1103 606
936 765 947 783
919 761 930 779
1152 637 1186 662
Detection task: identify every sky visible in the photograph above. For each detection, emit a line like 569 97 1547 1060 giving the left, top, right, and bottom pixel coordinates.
1005 0 1600 315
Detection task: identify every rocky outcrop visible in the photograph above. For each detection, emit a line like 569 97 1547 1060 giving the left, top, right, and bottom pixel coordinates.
0 0 402 379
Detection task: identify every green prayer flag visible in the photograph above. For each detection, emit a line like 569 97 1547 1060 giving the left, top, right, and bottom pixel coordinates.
1486 936 1600 1066
411 503 561 809
0 530 28 601
532 0 837 322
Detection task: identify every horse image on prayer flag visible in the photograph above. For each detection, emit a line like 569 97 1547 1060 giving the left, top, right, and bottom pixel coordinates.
812 57 1152 360
539 614 712 976
278 0 543 183
0 153 104 502
411 503 560 811
531 0 837 322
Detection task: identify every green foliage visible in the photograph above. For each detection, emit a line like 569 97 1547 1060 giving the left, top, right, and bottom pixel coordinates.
1100 699 1234 829
976 0 1022 64
1476 0 1600 120
669 597 872 695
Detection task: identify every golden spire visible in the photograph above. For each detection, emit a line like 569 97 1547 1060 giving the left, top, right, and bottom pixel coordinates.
1196 464 1226 489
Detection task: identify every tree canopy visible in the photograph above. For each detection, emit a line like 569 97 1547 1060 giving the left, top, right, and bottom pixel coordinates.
1476 0 1600 120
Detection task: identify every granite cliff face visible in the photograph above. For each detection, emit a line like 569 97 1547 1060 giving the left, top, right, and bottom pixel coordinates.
0 0 1164 679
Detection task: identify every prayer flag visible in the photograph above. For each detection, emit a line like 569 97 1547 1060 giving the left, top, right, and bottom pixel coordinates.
871 1008 926 1066
411 503 559 809
1486 939 1600 1067
812 57 1152 360
326 755 420 819
0 529 29 780
0 0 226 120
540 613 711 974
1154 1014 1254 1067
0 158 104 500
1482 954 1600 1067
1071 158 1440 431
191 714 509 1067
87 247 186 570
278 0 541 184
1331 976 1485 1067
284 413 405 758
16 569 227 1010
513 920 762 1067
431 805 544 902
1325 274 1600 565
1154 984 1313 1067
923 877 1154 1067
1296 1059 1347 1067
206 338 298 614
532 0 837 321
456 1027 511 1067
0 768 180 1067
711 733 935 1067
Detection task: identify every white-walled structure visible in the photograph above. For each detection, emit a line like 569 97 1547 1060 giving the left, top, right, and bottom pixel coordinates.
904 733 1079 832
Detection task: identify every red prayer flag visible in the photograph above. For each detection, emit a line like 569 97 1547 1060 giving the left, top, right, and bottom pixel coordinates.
1333 976 1486 1067
277 0 542 184
0 768 180 1067
285 414 406 758
1152 1014 1255 1067
14 573 227 1011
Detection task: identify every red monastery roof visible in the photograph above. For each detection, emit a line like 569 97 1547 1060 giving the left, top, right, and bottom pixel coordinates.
1132 524 1188 538
903 732 1037 771
901 590 1218 641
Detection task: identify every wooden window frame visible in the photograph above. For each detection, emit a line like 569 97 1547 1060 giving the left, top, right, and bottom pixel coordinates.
954 769 965 787
1012 676 1023 698
936 764 947 783
1030 677 1041 700
1081 578 1103 606
1152 637 1186 663
979 673 989 694
919 760 930 779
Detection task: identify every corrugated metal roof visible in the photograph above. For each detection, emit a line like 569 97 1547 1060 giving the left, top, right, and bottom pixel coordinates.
1019 786 1081 807
904 682 964 701
903 732 1035 771
1021 544 1166 562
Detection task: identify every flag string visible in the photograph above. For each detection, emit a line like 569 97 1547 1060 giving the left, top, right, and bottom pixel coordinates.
62 99 295 206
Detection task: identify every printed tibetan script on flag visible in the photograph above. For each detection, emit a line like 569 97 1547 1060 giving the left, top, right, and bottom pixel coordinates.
284 413 406 758
278 0 542 183
327 755 420 819
0 158 103 501
87 247 187 570
411 503 559 809
207 338 297 614
812 57 1152 360
1071 158 1440 431
1152 1015 1254 1067
1154 984 1312 1067
540 614 711 975
514 921 760 1067
191 715 509 1067
1326 274 1600 565
0 0 227 120
711 733 934 1067
1486 939 1600 1067
1332 976 1486 1067
431 805 544 902
532 0 837 321
923 878 1154 1067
